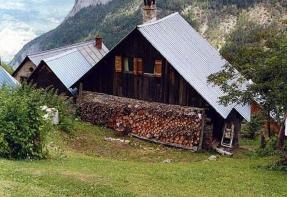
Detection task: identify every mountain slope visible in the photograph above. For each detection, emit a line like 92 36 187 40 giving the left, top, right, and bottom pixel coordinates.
66 0 113 18
11 0 287 67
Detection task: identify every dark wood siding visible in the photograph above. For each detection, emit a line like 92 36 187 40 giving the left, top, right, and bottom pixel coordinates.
28 64 70 95
81 30 208 108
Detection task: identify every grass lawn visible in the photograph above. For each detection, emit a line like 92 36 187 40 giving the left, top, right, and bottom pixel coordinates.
0 122 286 196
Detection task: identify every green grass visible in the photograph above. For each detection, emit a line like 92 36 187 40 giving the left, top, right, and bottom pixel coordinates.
0 122 286 196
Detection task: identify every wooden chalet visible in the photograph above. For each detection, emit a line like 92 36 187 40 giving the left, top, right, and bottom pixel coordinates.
72 12 251 145
13 38 108 83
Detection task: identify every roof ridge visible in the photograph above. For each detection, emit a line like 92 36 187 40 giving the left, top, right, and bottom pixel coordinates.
137 12 179 28
28 40 95 57
43 49 79 63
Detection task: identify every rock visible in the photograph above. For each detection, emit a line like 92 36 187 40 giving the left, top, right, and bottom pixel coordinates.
163 159 172 163
104 137 130 144
41 106 59 125
124 140 130 144
66 0 113 19
208 155 217 161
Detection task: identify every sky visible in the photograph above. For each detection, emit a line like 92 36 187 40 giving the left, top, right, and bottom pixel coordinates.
0 0 74 62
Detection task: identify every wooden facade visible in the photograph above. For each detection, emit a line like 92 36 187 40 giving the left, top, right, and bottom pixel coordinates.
77 29 243 142
28 63 71 96
81 31 204 105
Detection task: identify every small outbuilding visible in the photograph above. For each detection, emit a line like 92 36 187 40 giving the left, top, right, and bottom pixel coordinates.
28 49 97 96
13 38 109 82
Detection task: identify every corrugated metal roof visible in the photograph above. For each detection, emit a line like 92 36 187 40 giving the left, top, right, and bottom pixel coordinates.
27 40 108 67
138 13 250 121
0 66 19 88
42 49 92 94
13 40 109 77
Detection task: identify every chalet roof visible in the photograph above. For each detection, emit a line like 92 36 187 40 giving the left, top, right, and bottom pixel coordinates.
0 66 19 88
137 13 250 121
13 40 109 76
40 49 92 94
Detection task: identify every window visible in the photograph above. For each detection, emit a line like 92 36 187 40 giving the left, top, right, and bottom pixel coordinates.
133 58 143 75
154 60 162 77
144 59 163 76
29 67 34 72
144 63 154 74
115 56 122 72
124 57 133 72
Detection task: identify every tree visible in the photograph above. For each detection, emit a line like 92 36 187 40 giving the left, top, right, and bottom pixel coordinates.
208 20 287 149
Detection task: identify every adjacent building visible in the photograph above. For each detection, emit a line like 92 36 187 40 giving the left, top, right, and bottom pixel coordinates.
28 49 95 95
13 38 108 83
14 37 109 95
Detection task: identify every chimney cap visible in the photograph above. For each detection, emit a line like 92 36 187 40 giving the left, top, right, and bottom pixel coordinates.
95 34 103 50
144 0 155 6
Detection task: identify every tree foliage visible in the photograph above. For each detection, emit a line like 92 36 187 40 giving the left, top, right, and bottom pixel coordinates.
209 20 287 120
208 18 287 152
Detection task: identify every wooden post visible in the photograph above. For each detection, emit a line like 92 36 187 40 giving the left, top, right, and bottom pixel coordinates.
79 82 83 98
198 112 206 151
277 114 287 150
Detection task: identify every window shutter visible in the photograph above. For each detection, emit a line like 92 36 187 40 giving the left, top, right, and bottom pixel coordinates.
137 58 143 75
133 58 138 75
154 60 162 77
115 56 122 72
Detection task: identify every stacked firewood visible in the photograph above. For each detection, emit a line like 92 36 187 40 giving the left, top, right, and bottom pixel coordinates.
77 92 206 149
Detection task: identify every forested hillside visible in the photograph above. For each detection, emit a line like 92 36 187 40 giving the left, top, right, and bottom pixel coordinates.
11 0 287 67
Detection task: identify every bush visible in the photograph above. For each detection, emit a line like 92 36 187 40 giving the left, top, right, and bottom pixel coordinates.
0 84 74 159
256 137 278 157
242 114 264 139
16 84 75 133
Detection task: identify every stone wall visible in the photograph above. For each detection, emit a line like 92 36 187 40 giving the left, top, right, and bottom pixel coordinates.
77 92 207 151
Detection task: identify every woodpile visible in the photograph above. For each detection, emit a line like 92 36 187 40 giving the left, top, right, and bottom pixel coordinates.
77 92 206 150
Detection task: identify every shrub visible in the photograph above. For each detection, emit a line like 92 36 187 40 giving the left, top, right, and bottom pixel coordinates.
256 137 278 157
0 87 49 159
16 84 75 133
0 84 74 159
242 114 264 139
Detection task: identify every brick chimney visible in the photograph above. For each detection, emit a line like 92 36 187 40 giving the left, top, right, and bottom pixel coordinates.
143 0 157 24
95 35 103 50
